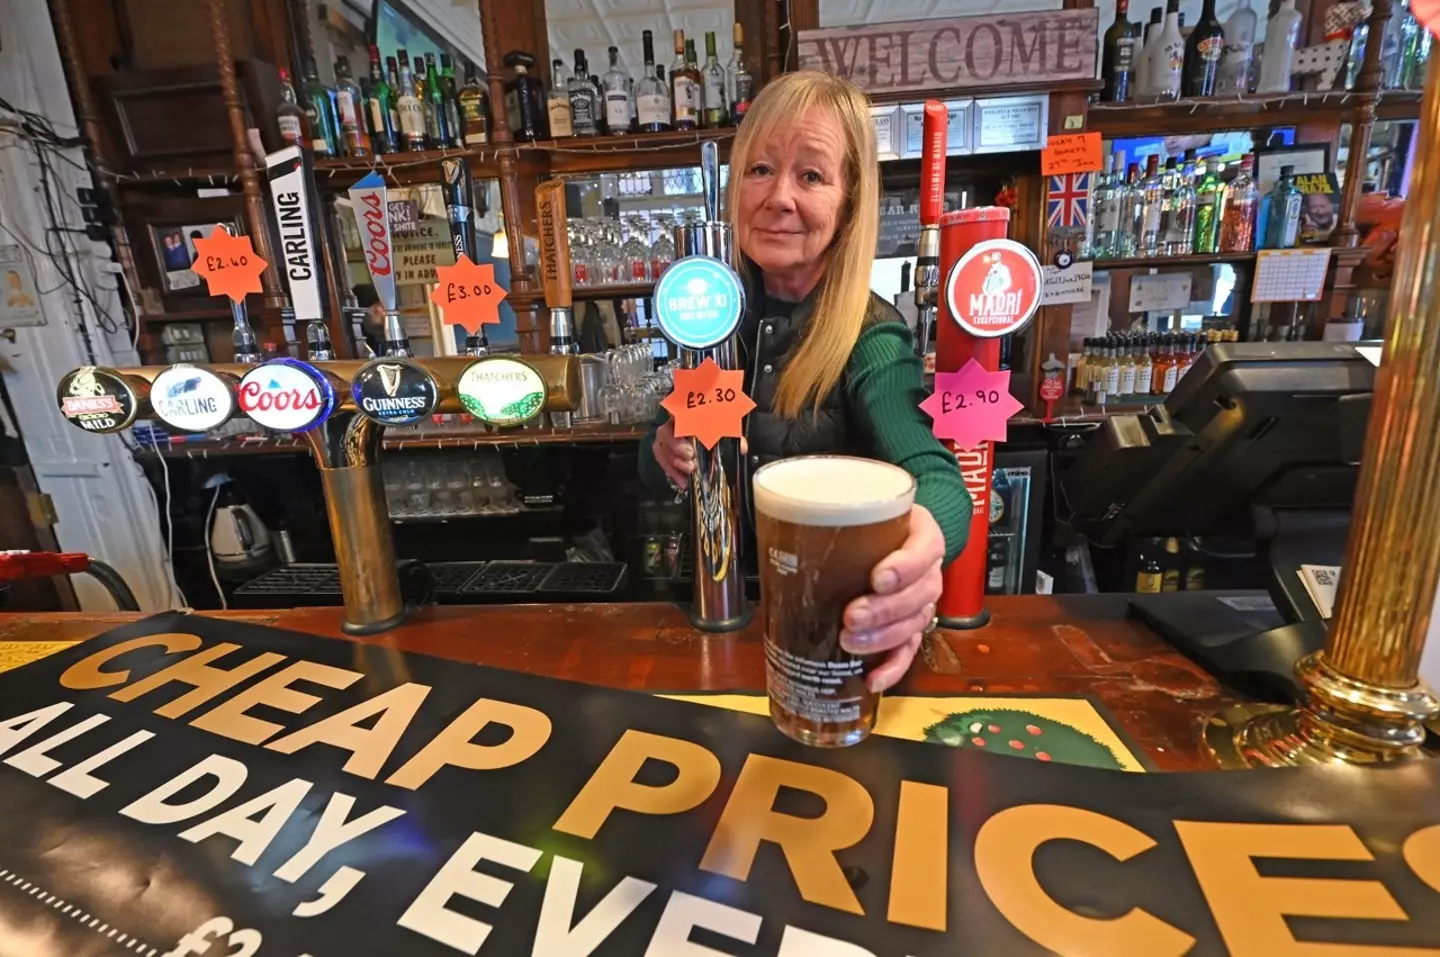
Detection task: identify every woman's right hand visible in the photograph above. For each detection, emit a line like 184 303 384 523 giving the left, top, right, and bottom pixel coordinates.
652 418 696 489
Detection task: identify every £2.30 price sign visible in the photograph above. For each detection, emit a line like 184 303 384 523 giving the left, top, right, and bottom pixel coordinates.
428 254 507 334
661 356 756 449
189 226 267 302
920 358 1025 449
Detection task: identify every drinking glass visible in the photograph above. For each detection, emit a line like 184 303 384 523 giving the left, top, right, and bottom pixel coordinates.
622 216 652 282
651 214 676 278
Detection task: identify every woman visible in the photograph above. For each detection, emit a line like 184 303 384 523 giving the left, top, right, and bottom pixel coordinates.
639 71 971 692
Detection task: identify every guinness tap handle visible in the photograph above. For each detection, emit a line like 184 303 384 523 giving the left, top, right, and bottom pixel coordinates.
383 311 412 358
700 140 721 223
443 157 488 356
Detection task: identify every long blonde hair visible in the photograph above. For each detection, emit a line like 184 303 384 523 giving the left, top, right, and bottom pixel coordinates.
726 71 879 417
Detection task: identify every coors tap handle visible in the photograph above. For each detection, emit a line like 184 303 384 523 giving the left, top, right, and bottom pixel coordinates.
347 172 411 357
441 157 487 357
673 139 749 632
536 179 578 425
913 101 948 358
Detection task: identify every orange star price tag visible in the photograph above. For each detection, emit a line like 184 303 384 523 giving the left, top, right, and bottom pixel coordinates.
189 226 267 302
429 255 507 334
660 357 756 450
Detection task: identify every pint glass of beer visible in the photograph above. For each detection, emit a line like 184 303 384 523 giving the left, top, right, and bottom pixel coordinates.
753 455 916 747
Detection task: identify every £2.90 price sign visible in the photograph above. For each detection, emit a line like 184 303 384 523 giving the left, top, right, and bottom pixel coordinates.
189 226 268 302
919 358 1025 450
661 356 756 449
429 254 507 334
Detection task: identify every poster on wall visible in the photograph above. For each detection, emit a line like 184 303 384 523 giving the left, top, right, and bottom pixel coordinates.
0 244 44 327
0 615 1436 956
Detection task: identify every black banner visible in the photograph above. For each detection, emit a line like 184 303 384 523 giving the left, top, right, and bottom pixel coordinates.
0 614 1436 956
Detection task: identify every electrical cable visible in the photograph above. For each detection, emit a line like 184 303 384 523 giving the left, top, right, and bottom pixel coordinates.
205 484 228 610
146 433 188 608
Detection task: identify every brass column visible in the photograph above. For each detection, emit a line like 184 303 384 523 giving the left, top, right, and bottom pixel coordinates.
1207 53 1440 767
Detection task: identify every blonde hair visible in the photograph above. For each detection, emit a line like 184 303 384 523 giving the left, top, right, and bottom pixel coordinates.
726 70 879 417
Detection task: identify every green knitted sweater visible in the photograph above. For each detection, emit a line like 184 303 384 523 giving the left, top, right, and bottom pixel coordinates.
639 318 972 565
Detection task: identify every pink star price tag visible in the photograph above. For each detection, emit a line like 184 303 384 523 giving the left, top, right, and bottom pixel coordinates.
920 358 1025 450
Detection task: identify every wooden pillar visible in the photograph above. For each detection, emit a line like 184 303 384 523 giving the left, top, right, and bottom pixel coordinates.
1334 0 1393 247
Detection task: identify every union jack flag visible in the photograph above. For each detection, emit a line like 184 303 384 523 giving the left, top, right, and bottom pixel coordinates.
1047 172 1091 229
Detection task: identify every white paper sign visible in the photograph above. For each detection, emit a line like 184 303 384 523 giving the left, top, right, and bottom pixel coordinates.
0 244 44 328
1042 261 1093 306
1251 248 1332 302
1129 273 1193 313
1356 345 1382 366
1299 564 1341 618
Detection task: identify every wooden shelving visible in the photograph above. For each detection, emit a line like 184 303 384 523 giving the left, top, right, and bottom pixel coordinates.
1093 251 1258 271
132 423 650 458
509 282 655 308
1089 91 1385 137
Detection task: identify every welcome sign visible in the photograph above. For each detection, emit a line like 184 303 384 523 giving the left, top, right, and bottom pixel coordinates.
0 615 1436 956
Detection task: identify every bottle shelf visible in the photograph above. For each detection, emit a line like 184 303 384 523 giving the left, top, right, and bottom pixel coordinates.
1087 91 1406 137
1092 251 1259 271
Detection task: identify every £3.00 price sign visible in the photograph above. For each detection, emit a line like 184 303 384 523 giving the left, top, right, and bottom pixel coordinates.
428 254 507 334
920 358 1024 449
189 226 267 302
661 356 756 449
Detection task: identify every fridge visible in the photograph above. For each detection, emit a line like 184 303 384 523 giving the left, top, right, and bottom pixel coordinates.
984 448 1048 595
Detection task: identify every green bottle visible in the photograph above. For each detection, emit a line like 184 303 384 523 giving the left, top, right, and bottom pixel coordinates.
439 54 463 149
301 56 339 158
424 54 448 148
1191 159 1226 254
365 44 396 154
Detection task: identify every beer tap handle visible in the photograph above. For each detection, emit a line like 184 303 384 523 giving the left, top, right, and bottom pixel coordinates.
305 320 335 361
230 297 262 364
700 140 721 224
914 100 948 358
536 179 577 355
382 310 412 357
464 331 489 357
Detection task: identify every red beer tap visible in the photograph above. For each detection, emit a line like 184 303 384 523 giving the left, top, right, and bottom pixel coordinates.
912 101 948 357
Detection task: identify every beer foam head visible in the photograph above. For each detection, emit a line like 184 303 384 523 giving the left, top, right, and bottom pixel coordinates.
753 455 915 527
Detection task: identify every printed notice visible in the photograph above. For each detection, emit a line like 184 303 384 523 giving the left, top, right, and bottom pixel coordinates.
1129 273 1193 312
1042 261 1094 305
1041 132 1102 176
1251 248 1332 302
1299 564 1341 618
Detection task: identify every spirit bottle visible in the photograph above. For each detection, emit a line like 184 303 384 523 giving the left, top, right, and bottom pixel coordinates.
1135 7 1163 98
1133 335 1154 394
547 59 574 138
568 50 601 136
1092 151 1122 258
1217 1 1257 93
423 55 449 148
1102 0 1137 102
1138 154 1165 256
603 46 634 134
1151 0 1185 101
503 51 547 142
458 63 490 146
1118 162 1142 258
301 57 339 158
1117 338 1138 397
386 58 403 140
395 52 426 151
729 22 754 122
1192 159 1225 253
1219 154 1257 251
1256 0 1303 92
701 31 727 128
440 55 464 148
636 31 671 132
365 46 396 154
1182 0 1224 96
671 32 701 130
334 56 368 157
1162 153 1196 254
275 68 306 148
1262 164 1303 249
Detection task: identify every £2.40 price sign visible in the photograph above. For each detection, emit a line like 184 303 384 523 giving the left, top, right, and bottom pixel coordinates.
661 357 755 449
189 226 267 302
429 254 507 334
920 358 1025 449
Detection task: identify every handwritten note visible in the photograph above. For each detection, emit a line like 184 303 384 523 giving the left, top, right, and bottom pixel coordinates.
1042 261 1094 306
1129 273 1193 313
660 357 756 449
1041 132 1102 176
1251 248 1332 302
919 359 1024 450
429 255 507 333
189 226 267 302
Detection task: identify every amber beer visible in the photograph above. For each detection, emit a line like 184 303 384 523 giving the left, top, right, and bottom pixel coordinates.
754 455 916 747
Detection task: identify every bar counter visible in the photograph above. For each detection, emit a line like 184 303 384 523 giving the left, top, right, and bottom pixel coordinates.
0 594 1238 771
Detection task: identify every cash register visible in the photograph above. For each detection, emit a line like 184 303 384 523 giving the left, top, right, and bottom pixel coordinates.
1062 341 1377 701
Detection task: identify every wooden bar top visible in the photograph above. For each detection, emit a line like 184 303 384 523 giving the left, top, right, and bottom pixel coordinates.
0 594 1241 772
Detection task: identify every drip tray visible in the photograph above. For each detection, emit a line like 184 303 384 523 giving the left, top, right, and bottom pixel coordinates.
234 560 627 607
234 561 487 607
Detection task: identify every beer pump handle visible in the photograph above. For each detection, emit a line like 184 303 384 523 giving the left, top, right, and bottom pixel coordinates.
306 320 335 361
230 298 262 364
382 311 412 357
536 180 573 312
700 140 721 224
919 101 948 230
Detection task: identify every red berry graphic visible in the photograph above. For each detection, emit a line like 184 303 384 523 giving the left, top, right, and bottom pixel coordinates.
1009 739 1025 750
1036 751 1052 762
971 737 987 747
1026 724 1042 736
988 724 1001 734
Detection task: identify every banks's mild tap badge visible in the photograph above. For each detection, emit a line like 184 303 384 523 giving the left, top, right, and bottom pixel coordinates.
150 365 236 433
237 358 335 433
352 359 440 426
56 367 139 433
653 255 745 350
457 357 547 427
945 238 1043 338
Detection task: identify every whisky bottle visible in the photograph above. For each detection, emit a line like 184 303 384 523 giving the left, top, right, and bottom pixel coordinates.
440 55 464 149
671 32 700 130
602 46 634 134
568 50 600 136
547 59 574 138
636 30 671 132
502 50 546 142
275 68 306 148
458 63 490 146
729 22 753 122
701 31 727 128
301 57 339 158
423 55 449 148
365 46 396 154
385 58 403 139
395 52 426 151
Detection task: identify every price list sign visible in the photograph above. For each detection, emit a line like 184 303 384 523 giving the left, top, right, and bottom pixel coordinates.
660 356 756 449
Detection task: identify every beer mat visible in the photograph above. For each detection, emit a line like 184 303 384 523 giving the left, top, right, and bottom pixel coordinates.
663 693 1147 772
1 643 1145 771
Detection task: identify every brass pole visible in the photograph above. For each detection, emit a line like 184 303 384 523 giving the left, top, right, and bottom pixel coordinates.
1207 52 1440 767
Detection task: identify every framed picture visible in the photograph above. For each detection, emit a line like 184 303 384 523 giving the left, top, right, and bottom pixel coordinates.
1254 143 1331 197
124 195 246 313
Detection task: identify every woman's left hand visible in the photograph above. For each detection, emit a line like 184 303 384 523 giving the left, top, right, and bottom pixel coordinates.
840 505 945 693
